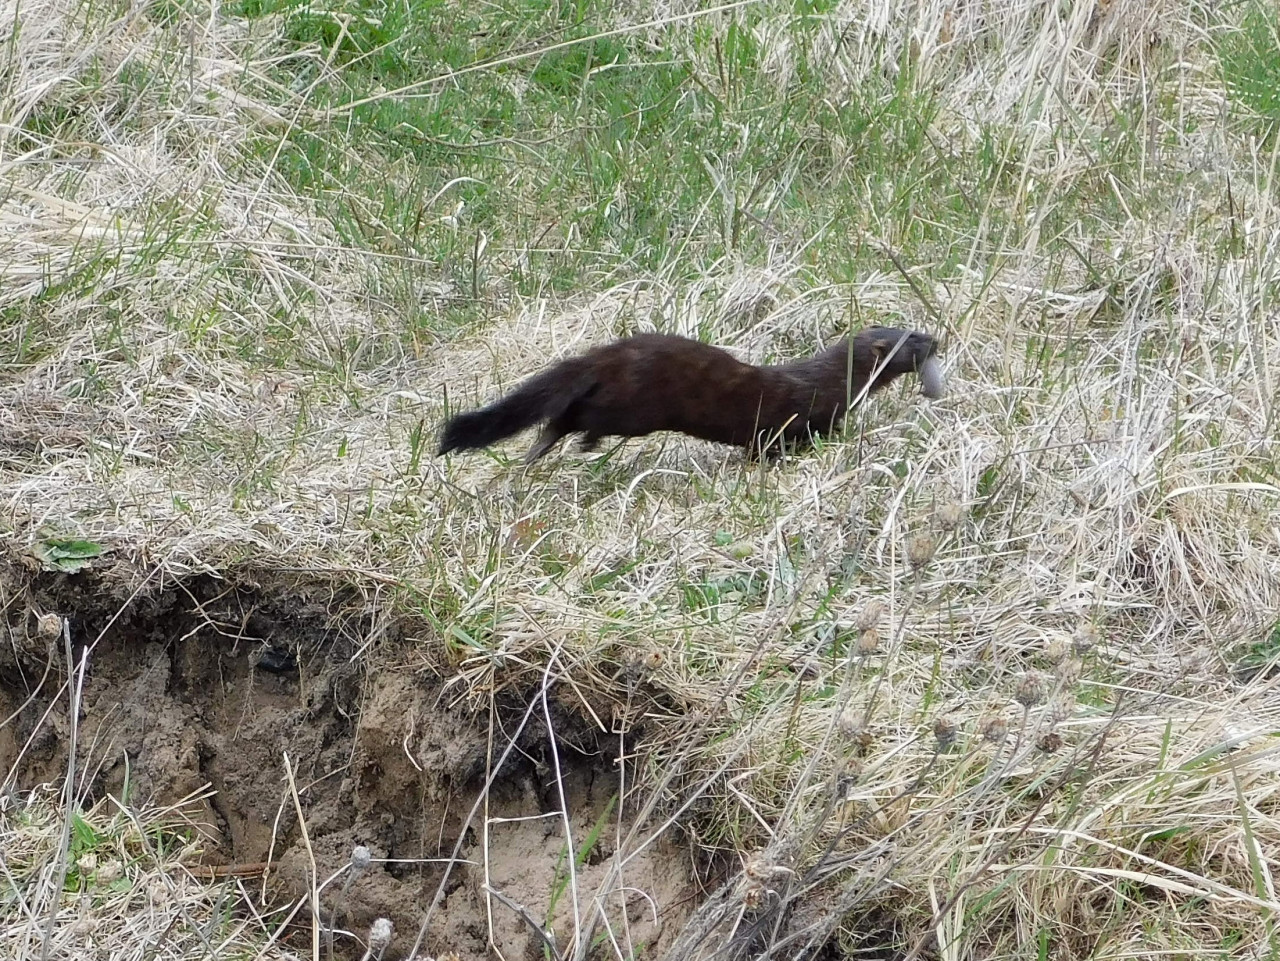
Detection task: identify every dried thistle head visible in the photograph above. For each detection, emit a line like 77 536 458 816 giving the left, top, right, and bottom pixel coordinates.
906 532 937 570
980 714 1009 744
351 844 372 873
855 598 886 631
1056 656 1085 687
620 647 663 686
1074 623 1100 656
856 627 881 655
1044 637 1070 665
1015 671 1047 708
1036 732 1064 753
933 715 958 750
935 502 966 531
368 918 394 950
1046 695 1075 726
837 710 874 754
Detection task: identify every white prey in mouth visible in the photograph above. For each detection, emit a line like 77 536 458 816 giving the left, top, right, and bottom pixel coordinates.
918 355 946 399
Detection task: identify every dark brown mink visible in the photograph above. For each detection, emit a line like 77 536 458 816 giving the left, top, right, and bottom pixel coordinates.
437 325 944 463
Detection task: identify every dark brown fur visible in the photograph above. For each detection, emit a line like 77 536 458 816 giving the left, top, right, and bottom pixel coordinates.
437 326 939 463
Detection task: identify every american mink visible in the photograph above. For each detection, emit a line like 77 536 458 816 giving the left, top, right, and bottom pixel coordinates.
438 325 944 463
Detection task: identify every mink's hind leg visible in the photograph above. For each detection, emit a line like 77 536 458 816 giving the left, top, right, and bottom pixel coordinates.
746 431 785 463
524 421 570 463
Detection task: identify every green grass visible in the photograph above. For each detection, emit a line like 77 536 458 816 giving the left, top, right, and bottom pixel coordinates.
227 0 1110 337
1219 0 1280 137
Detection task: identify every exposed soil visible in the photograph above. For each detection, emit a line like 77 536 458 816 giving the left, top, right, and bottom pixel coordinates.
0 559 697 960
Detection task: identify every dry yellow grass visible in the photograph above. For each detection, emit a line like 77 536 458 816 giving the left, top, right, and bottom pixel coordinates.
2 0 1279 958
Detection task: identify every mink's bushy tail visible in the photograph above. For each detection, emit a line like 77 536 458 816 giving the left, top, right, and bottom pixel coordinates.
437 358 594 456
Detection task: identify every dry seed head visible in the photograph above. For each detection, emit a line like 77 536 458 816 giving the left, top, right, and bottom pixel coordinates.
70 917 97 939
838 762 864 794
837 709 864 740
856 627 881 655
933 716 959 750
1044 637 1070 665
1047 695 1074 726
906 532 937 569
95 860 122 885
1015 672 1047 708
935 502 965 531
1056 656 1085 687
1036 732 1064 753
1074 623 1100 656
980 715 1009 744
855 599 886 631
351 844 372 872
369 918 394 949
743 852 774 882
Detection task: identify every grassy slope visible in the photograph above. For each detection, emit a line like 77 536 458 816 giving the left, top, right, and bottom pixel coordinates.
2 0 1280 957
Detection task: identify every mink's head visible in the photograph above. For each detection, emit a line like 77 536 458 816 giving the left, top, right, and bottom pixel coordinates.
855 326 945 398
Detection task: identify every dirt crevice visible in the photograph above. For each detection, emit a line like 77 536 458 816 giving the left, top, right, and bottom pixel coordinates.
0 566 696 959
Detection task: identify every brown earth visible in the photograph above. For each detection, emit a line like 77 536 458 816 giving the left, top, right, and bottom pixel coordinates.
0 560 700 960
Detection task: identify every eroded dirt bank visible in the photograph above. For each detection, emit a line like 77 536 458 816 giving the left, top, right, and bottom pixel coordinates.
0 562 696 959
